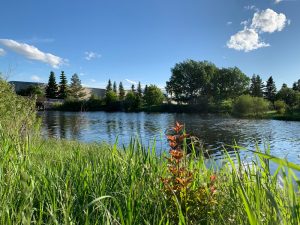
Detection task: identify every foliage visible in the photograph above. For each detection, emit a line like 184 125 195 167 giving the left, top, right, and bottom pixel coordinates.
274 100 286 114
292 79 300 91
118 82 125 100
69 73 86 100
131 84 135 92
17 85 45 98
105 90 118 106
249 74 264 97
233 95 269 117
124 91 138 111
106 79 112 92
265 76 277 103
276 86 299 107
166 60 218 103
144 84 164 106
113 81 117 93
45 71 58 99
0 77 37 138
58 71 68 99
211 67 249 101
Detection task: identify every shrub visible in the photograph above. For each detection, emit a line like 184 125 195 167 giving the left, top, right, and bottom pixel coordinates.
233 95 269 117
144 85 164 106
274 100 286 114
0 77 37 138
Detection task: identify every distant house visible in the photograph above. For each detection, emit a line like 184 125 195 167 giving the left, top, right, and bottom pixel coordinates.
9 81 106 99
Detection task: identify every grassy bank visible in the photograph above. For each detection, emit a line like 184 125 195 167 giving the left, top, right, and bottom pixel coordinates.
0 133 299 224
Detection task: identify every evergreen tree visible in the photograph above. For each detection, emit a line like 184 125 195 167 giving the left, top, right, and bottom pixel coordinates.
250 75 264 97
58 71 68 99
119 82 125 100
131 84 135 92
137 82 142 98
113 81 117 93
45 71 58 99
106 79 112 92
69 73 85 99
265 76 276 103
144 85 148 95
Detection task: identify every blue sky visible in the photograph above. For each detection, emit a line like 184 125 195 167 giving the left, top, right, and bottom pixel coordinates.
0 0 299 89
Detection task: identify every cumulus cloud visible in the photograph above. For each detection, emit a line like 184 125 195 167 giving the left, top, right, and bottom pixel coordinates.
227 8 289 52
275 0 283 4
84 51 101 61
0 48 5 56
0 39 65 68
251 9 288 33
125 79 137 85
227 28 270 52
244 5 257 11
31 75 42 82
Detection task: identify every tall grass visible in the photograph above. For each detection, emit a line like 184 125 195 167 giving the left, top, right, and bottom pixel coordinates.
0 79 299 224
0 132 299 224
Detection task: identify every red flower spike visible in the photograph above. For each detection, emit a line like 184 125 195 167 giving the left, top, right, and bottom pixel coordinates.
210 175 217 182
173 121 184 133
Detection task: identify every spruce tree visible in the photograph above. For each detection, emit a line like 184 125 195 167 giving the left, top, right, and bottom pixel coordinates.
45 71 58 99
131 84 135 92
106 79 112 92
144 85 148 95
69 73 85 99
58 71 68 99
265 76 276 103
292 79 300 91
137 82 142 98
113 81 117 93
250 75 264 97
119 82 125 100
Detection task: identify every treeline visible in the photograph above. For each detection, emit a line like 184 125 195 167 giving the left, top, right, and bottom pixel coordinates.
166 60 300 117
17 71 86 100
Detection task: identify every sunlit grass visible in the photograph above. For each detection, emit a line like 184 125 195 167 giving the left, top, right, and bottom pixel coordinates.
0 131 299 224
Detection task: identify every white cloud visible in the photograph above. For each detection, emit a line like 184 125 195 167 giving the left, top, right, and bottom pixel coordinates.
125 79 138 85
31 75 42 82
244 5 257 11
227 21 232 25
251 9 288 33
0 39 65 68
84 51 101 61
227 28 270 52
241 20 249 26
90 79 96 83
275 0 283 4
0 48 5 56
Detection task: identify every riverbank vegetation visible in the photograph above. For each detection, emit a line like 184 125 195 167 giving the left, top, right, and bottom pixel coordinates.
1 76 300 224
14 60 300 120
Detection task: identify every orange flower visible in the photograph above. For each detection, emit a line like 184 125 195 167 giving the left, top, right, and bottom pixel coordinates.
169 141 177 148
173 121 184 133
210 185 217 194
210 175 217 182
176 177 192 187
169 149 183 160
167 135 176 142
178 134 189 142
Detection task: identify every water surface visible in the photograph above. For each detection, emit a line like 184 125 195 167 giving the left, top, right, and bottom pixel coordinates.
40 111 300 165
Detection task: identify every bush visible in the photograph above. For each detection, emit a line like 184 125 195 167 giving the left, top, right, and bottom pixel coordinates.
0 77 37 138
233 95 269 117
274 100 286 114
144 85 164 106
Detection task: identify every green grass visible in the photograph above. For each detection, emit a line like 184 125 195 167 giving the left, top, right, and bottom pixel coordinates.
0 133 299 225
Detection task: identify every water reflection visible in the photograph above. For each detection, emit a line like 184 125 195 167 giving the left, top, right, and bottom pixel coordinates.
39 111 300 164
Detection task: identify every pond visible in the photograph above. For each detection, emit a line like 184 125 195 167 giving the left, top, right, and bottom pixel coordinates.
39 111 300 165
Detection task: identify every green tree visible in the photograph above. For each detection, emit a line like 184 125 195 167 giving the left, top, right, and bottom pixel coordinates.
106 79 112 92
58 71 68 99
105 90 118 106
166 60 217 103
292 79 300 92
265 76 277 103
136 81 143 108
250 75 264 97
276 86 298 107
131 84 135 92
124 91 137 111
211 67 249 101
69 73 86 99
119 82 125 101
144 85 148 95
45 71 58 99
144 85 164 106
17 85 44 97
113 81 117 94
